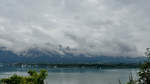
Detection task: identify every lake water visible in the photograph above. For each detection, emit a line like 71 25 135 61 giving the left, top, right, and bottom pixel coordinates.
0 67 138 84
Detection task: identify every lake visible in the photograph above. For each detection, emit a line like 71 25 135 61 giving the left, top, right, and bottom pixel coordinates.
0 67 138 84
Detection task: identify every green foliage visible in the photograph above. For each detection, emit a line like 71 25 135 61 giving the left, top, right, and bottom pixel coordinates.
125 48 150 84
137 48 150 84
0 69 48 84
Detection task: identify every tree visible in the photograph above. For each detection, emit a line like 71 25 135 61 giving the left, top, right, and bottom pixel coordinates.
138 48 150 84
126 48 150 84
1 69 48 84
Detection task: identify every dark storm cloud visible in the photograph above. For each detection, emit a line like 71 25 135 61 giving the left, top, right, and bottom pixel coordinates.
0 0 150 57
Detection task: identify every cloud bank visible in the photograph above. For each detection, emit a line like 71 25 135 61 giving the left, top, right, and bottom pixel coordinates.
0 0 150 57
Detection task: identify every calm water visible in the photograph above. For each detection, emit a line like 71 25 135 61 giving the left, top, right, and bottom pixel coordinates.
0 67 138 84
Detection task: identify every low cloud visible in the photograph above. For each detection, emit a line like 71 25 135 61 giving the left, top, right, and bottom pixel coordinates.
0 0 150 57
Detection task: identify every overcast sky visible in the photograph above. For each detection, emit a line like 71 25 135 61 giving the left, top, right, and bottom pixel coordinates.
0 0 150 57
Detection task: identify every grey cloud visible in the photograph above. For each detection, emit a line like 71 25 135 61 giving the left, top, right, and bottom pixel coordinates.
0 0 149 57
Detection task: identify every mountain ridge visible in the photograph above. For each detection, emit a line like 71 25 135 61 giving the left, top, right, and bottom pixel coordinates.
0 47 146 64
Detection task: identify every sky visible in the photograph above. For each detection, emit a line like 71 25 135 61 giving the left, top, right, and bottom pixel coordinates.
0 0 150 57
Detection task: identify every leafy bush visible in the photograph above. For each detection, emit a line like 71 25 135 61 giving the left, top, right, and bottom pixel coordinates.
1 69 48 84
137 48 150 84
125 48 150 84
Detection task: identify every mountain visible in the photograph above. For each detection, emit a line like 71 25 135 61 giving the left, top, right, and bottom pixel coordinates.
0 47 146 64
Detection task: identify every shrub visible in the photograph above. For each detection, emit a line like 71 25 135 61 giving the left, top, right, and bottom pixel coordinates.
1 69 48 84
125 48 150 84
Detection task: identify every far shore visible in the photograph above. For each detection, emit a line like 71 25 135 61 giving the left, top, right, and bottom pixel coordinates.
0 63 141 69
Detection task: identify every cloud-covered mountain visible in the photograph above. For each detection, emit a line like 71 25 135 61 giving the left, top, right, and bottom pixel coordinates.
0 0 150 57
0 47 145 64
